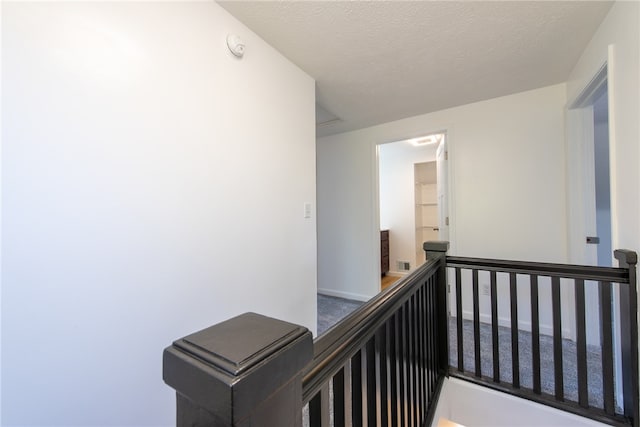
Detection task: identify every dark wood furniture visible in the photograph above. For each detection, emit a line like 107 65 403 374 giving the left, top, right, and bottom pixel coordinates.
381 230 389 276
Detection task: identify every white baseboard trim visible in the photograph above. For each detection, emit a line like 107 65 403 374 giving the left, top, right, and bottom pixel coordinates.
318 288 372 302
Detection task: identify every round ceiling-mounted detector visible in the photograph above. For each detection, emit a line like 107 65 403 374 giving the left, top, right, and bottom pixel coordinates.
227 34 245 58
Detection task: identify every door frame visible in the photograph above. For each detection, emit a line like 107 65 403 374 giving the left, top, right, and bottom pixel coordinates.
373 127 456 284
566 47 618 266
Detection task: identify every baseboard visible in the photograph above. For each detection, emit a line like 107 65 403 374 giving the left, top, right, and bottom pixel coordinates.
317 288 372 302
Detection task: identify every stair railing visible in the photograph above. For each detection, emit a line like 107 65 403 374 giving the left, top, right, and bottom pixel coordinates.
161 243 637 427
446 249 638 427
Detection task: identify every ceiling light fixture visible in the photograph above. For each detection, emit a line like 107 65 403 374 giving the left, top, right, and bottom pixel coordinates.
408 133 444 146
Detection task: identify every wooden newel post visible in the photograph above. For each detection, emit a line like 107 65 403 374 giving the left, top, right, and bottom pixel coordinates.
424 241 450 375
615 249 639 427
424 241 449 263
163 312 313 427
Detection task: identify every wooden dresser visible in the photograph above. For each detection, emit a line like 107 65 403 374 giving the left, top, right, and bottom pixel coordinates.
381 230 389 276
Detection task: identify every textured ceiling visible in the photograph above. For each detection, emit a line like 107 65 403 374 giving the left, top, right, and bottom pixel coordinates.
217 1 613 137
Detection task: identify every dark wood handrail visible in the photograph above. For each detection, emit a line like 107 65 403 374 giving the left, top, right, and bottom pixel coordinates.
302 258 440 403
446 255 629 282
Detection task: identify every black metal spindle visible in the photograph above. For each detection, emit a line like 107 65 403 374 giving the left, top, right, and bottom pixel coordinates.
419 287 426 424
424 280 433 396
455 267 463 372
574 279 588 408
333 367 346 427
530 274 541 395
415 288 424 423
418 281 429 413
510 272 520 388
309 383 330 427
407 299 416 427
599 281 614 415
490 270 499 382
387 317 397 427
376 326 388 427
383 317 395 426
472 269 481 377
399 305 407 427
551 276 564 401
352 350 363 427
421 284 429 420
365 338 376 427
413 294 422 426
427 279 436 396
344 360 353 425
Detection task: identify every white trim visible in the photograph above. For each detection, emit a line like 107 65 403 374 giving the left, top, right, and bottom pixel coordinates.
317 288 372 302
372 143 382 293
568 62 607 109
606 44 619 256
444 125 457 255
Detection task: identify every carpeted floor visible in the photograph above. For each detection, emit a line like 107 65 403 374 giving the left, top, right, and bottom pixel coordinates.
317 294 610 411
317 293 364 335
449 317 606 409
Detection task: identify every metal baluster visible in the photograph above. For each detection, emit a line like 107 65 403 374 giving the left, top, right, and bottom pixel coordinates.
552 276 564 401
333 367 346 427
575 279 588 408
456 267 464 372
472 269 481 377
510 272 520 388
530 274 541 394
491 271 500 382
599 281 614 414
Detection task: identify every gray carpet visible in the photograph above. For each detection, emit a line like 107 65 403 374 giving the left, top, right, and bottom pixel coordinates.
317 294 611 411
317 294 364 335
449 317 607 410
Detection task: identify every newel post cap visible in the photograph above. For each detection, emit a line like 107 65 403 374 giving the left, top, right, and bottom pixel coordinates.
163 312 313 425
423 241 450 254
614 249 638 267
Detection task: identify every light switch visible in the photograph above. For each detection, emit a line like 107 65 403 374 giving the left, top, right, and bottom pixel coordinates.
304 203 312 219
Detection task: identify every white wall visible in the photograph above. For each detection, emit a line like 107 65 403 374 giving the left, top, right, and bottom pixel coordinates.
317 84 568 300
1 2 316 426
379 141 437 274
566 0 639 259
316 134 379 300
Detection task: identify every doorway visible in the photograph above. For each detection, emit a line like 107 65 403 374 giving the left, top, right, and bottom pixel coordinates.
378 132 449 286
567 60 622 407
567 64 613 268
